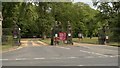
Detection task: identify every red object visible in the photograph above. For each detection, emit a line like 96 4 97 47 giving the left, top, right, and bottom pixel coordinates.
54 37 59 41
59 32 66 41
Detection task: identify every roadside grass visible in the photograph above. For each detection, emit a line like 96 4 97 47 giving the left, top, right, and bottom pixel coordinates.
39 37 119 47
73 37 98 44
40 37 98 45
73 37 119 47
21 38 30 41
1 36 17 52
39 38 51 45
108 42 120 47
2 44 13 50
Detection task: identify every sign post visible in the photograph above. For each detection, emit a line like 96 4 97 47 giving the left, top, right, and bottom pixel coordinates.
59 32 67 44
59 32 66 40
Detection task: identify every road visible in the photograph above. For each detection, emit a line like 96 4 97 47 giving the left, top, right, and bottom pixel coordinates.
2 39 119 66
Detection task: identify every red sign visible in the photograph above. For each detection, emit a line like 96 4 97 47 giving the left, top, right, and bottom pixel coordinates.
59 32 66 41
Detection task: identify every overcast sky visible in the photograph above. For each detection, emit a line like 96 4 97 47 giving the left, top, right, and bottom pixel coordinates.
73 0 96 9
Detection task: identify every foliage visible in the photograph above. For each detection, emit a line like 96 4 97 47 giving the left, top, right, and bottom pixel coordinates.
2 2 101 38
93 1 120 42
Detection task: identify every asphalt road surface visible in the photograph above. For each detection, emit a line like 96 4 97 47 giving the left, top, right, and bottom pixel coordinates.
2 39 119 66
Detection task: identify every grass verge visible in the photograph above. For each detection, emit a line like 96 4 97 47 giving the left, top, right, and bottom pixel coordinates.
39 38 51 45
73 37 119 47
39 37 119 47
73 37 98 44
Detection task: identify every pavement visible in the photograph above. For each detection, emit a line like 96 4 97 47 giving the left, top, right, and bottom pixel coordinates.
1 39 119 66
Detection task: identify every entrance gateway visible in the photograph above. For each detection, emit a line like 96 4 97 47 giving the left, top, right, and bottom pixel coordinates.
51 21 73 45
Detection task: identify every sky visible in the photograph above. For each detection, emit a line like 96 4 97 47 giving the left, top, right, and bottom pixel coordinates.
73 0 96 9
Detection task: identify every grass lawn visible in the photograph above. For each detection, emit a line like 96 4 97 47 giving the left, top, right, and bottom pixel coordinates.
40 38 51 45
39 37 119 47
40 38 98 44
0 44 16 53
108 42 120 47
73 37 119 47
73 37 98 44
0 35 18 52
40 37 98 45
2 44 13 50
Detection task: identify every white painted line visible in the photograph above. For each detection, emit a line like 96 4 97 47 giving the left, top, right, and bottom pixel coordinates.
81 46 91 49
109 56 115 57
56 46 71 49
15 58 27 60
34 58 45 60
15 58 22 60
77 65 84 66
78 44 118 52
68 57 77 59
79 50 109 57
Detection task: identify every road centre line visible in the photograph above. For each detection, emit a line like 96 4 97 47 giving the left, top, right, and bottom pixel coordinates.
68 57 77 59
1 55 118 61
0 59 9 61
77 65 84 66
15 58 26 60
34 58 45 60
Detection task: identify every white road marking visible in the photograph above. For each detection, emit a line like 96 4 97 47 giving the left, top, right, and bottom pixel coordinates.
68 57 77 59
75 42 118 52
80 50 109 57
81 45 118 52
77 65 84 66
2 54 118 61
0 59 9 61
15 58 26 60
81 46 91 49
56 46 71 50
34 58 45 60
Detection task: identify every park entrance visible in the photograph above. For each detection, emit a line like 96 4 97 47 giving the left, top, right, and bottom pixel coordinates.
50 21 73 45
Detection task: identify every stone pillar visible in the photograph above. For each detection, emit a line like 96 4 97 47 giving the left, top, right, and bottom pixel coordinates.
67 21 73 45
0 11 3 46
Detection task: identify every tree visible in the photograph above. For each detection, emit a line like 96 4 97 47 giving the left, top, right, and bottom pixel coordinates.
93 1 120 42
2 2 99 38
